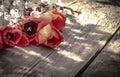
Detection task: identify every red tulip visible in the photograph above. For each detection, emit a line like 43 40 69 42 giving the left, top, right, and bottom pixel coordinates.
40 11 66 30
1 27 22 46
1 26 29 47
19 17 41 42
52 11 66 30
0 30 3 49
33 21 64 48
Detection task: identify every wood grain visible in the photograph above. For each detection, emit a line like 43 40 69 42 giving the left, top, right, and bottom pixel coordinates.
80 27 120 77
0 45 54 77
0 17 118 77
23 21 116 77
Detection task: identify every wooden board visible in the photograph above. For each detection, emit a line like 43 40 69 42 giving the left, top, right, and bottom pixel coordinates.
0 23 118 77
0 45 54 77
80 27 120 77
0 18 118 77
22 20 116 77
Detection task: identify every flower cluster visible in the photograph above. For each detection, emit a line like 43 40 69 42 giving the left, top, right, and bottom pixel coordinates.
0 10 66 50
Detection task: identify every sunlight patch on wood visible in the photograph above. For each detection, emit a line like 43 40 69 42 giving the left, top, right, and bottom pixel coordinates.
98 40 106 46
89 32 103 36
61 41 72 46
15 46 53 63
71 28 82 33
57 50 84 62
108 41 120 54
78 10 98 25
74 36 85 40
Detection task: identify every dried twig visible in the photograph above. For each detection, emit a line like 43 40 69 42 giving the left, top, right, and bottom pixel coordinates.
63 6 81 15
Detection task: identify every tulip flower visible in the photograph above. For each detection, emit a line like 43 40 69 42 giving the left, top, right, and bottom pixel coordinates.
1 26 29 47
39 10 66 30
32 21 64 48
19 17 41 42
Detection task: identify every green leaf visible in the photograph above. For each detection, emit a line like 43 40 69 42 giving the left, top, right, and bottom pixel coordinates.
66 14 73 18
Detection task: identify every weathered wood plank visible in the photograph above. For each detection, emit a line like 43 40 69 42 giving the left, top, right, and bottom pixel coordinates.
0 45 54 77
23 20 116 77
80 27 120 77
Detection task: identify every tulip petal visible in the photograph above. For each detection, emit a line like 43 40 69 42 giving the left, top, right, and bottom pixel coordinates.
39 12 52 22
39 11 66 30
11 29 22 44
52 11 66 21
31 39 40 46
52 11 66 30
52 17 65 30
37 24 52 43
16 33 29 47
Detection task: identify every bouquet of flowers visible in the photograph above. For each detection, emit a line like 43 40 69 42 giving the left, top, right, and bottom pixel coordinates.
0 1 66 50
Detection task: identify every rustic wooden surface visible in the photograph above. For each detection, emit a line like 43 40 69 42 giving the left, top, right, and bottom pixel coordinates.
0 22 117 77
0 0 120 77
80 27 120 77
0 45 54 77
